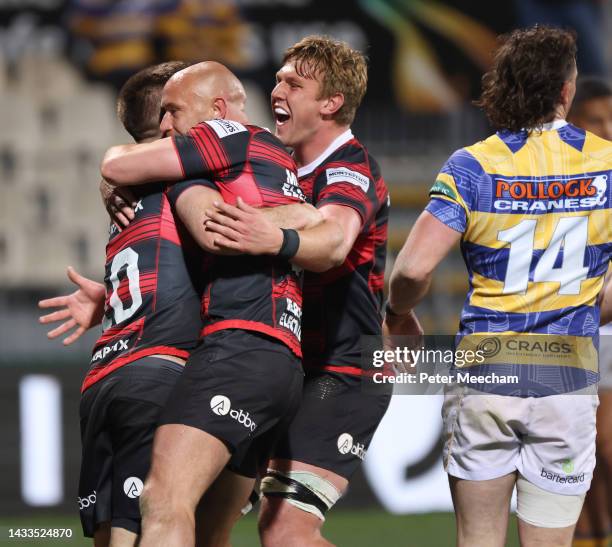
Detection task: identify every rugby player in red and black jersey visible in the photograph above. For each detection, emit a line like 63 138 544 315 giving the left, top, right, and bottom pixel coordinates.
203 36 410 546
39 62 207 546
40 63 283 547
100 61 348 547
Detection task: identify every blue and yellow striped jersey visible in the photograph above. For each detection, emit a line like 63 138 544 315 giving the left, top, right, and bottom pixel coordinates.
426 120 612 395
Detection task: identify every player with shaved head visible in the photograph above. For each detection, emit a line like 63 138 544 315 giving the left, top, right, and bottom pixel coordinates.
203 36 396 546
40 61 274 547
100 60 350 546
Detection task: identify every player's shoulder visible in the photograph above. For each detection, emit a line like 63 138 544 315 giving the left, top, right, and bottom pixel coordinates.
442 144 488 178
325 135 382 178
246 123 286 146
581 127 612 162
194 119 250 139
316 137 382 192
195 119 283 143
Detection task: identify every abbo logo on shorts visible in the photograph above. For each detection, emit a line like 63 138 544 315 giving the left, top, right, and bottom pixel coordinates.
123 477 144 499
77 491 97 510
337 433 366 460
210 395 257 432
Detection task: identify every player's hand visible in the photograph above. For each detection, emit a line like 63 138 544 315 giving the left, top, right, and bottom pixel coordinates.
383 308 424 338
38 267 106 345
383 309 424 373
204 197 284 255
100 179 137 229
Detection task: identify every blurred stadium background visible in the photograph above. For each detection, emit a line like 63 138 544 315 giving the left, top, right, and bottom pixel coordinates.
1 1 611 545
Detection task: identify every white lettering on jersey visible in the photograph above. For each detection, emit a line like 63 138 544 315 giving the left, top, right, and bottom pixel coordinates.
326 167 370 193
279 297 302 340
205 119 248 139
282 169 305 200
91 339 130 363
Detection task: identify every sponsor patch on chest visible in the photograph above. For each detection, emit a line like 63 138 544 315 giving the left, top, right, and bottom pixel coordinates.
325 167 370 192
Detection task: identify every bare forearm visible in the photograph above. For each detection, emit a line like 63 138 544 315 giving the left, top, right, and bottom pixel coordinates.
388 270 432 315
262 203 323 230
291 220 345 272
101 139 182 186
175 188 230 254
101 145 143 186
388 211 461 314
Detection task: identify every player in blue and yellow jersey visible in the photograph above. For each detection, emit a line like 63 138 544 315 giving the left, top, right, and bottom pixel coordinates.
386 27 612 547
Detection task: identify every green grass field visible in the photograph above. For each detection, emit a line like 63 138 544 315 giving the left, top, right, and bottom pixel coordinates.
0 511 521 546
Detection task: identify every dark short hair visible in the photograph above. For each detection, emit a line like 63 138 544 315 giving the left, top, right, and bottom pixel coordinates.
117 61 190 142
572 76 612 108
475 26 577 133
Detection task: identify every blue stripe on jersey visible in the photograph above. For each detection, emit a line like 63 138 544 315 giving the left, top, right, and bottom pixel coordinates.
496 125 586 155
426 197 466 232
496 129 529 154
557 124 587 152
458 303 600 337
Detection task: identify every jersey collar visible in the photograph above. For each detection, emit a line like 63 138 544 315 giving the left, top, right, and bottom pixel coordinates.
540 119 568 131
297 129 354 177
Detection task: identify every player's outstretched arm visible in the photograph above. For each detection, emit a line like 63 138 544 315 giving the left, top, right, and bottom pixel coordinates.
388 210 461 317
204 198 360 272
101 138 183 186
38 267 106 345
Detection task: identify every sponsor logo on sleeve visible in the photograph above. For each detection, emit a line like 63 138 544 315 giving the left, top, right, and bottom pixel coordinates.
205 119 248 138
430 180 458 200
326 167 370 193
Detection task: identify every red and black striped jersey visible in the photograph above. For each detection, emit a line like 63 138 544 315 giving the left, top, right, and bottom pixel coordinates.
82 183 204 392
298 130 389 375
169 120 305 356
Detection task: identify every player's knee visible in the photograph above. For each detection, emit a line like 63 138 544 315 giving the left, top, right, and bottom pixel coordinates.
139 481 159 520
258 503 319 547
139 478 174 521
259 470 341 546
260 469 341 521
516 475 585 528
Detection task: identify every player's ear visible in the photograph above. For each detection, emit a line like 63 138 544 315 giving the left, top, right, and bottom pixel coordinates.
321 93 344 118
212 97 227 119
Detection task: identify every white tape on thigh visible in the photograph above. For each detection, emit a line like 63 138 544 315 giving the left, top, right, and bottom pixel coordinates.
516 475 586 528
260 470 341 521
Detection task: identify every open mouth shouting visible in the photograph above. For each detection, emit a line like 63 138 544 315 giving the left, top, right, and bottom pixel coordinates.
274 106 291 127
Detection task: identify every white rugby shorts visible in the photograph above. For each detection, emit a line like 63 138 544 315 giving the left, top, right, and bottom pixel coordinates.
442 384 598 495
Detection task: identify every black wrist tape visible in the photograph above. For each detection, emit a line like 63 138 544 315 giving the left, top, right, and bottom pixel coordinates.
278 229 300 260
